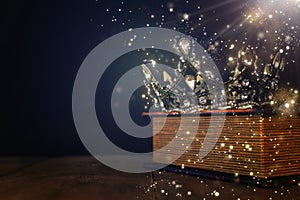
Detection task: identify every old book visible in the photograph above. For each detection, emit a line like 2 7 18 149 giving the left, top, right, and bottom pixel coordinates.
148 111 300 185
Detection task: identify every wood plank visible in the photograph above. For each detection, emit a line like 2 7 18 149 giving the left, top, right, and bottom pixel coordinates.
0 157 299 199
0 157 46 176
0 156 153 200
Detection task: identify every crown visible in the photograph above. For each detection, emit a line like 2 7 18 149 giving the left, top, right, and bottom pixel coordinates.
142 37 286 113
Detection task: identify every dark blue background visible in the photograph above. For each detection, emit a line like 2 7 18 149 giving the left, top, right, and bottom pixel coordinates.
2 0 300 155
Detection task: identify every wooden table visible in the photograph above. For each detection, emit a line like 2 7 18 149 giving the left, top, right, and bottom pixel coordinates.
0 156 299 199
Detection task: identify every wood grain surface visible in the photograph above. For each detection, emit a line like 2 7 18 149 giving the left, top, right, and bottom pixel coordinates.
0 156 299 199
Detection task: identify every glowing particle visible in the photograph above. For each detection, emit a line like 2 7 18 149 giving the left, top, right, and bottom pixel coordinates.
285 103 290 108
229 145 234 150
150 60 156 66
187 191 192 196
220 143 225 147
183 13 189 20
176 193 182 197
228 57 234 62
214 191 220 197
150 14 155 19
229 44 235 49
242 79 250 87
250 172 254 176
268 14 273 19
291 100 295 104
169 8 174 12
161 190 165 194
258 32 265 39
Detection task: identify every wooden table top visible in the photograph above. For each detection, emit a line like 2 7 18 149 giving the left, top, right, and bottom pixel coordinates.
0 156 299 199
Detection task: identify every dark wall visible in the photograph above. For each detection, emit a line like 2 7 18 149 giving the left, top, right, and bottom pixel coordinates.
2 0 300 155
